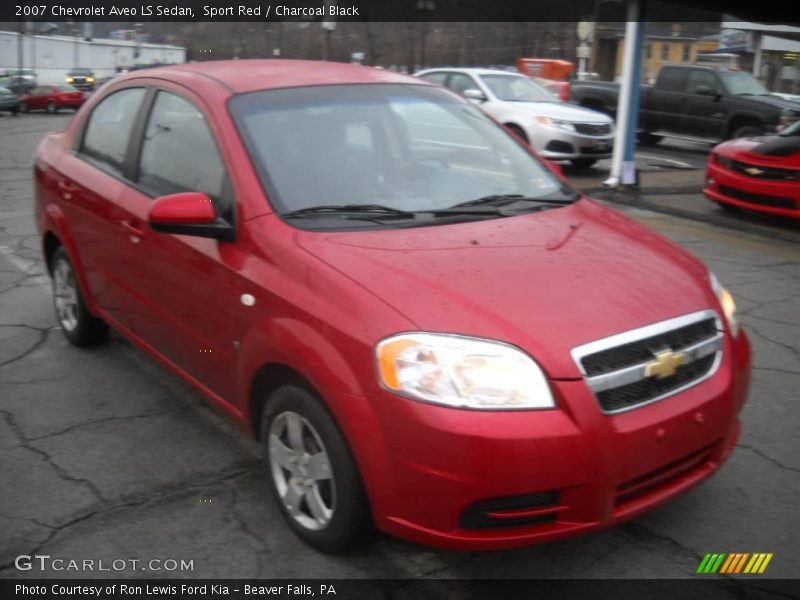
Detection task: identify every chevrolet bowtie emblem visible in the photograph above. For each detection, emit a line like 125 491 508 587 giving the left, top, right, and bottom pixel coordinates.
645 350 687 379
744 167 764 176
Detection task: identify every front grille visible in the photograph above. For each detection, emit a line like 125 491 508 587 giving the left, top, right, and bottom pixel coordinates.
461 491 560 530
574 122 612 136
597 355 715 413
581 318 717 377
580 146 612 155
572 310 723 414
731 160 799 181
719 185 796 210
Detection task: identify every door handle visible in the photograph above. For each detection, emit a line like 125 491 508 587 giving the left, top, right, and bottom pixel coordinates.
57 180 76 200
121 220 145 243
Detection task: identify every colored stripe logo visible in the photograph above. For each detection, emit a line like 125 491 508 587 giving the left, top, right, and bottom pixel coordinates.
697 553 773 574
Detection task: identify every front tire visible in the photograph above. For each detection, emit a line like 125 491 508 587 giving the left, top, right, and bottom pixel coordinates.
637 132 663 146
19 101 27 113
505 123 529 144
50 247 108 346
730 124 764 140
261 384 370 552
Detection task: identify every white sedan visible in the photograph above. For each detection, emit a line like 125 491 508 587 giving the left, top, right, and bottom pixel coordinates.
416 68 615 168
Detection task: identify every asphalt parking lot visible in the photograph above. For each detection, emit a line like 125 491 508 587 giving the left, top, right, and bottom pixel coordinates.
0 113 798 587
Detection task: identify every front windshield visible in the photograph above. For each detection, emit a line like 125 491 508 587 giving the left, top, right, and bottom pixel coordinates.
479 75 555 102
718 71 770 96
230 84 569 226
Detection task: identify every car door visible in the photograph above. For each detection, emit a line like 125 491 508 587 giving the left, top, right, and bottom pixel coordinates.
647 67 689 135
26 86 46 110
55 87 149 327
681 69 727 139
115 88 244 401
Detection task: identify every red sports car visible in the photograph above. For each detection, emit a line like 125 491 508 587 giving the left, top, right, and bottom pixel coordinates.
20 84 85 113
34 60 750 552
704 121 800 219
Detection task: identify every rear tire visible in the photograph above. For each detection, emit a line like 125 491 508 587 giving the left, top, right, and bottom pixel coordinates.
50 247 108 346
261 384 371 553
570 158 598 168
19 101 27 113
46 101 58 114
637 132 663 146
730 124 764 140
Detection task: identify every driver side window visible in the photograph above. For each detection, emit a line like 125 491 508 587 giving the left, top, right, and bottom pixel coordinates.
447 73 479 96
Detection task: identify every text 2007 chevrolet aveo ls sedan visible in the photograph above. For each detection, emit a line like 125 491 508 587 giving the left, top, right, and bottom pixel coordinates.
34 60 750 552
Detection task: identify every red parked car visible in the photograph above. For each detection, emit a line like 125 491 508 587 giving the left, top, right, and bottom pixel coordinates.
705 121 800 219
20 84 85 113
34 60 750 552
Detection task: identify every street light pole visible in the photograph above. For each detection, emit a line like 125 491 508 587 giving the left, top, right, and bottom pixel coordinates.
604 0 647 188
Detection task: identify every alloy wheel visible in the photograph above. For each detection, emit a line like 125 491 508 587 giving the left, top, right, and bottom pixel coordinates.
53 258 79 332
268 411 335 531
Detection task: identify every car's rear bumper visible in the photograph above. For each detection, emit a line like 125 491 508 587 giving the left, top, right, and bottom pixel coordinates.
704 161 800 219
337 330 750 550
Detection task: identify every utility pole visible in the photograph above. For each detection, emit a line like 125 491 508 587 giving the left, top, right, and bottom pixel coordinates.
17 21 24 74
604 0 647 188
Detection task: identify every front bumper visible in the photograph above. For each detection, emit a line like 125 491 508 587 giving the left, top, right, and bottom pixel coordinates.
705 161 800 220
533 127 614 161
341 330 750 550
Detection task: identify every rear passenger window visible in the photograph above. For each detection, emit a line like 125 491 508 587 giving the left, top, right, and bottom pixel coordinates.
137 91 225 204
81 88 145 176
656 68 688 92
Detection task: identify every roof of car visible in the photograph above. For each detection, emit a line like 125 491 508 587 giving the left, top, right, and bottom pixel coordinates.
118 59 427 94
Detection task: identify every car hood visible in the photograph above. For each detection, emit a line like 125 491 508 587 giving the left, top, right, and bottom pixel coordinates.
501 100 611 123
295 199 716 379
716 135 800 165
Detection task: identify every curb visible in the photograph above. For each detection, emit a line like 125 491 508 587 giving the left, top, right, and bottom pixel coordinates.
592 190 800 245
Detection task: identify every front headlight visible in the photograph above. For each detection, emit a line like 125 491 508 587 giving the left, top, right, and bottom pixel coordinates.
715 154 733 169
65 77 73 83
376 333 555 410
535 116 576 132
87 76 94 82
710 272 739 337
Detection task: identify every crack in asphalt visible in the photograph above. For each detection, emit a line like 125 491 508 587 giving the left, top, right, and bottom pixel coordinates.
223 479 271 578
0 408 110 505
737 443 800 474
0 461 264 574
0 326 50 370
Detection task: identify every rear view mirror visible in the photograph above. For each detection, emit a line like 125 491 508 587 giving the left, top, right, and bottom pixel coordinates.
463 88 487 102
148 192 234 242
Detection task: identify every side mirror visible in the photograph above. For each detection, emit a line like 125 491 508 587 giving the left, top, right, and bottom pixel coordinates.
462 88 487 102
148 192 234 242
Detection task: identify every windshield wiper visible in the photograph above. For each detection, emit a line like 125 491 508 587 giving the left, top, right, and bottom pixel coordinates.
446 193 578 210
283 204 416 220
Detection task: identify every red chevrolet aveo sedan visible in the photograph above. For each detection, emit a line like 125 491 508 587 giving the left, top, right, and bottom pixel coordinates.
34 60 750 552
